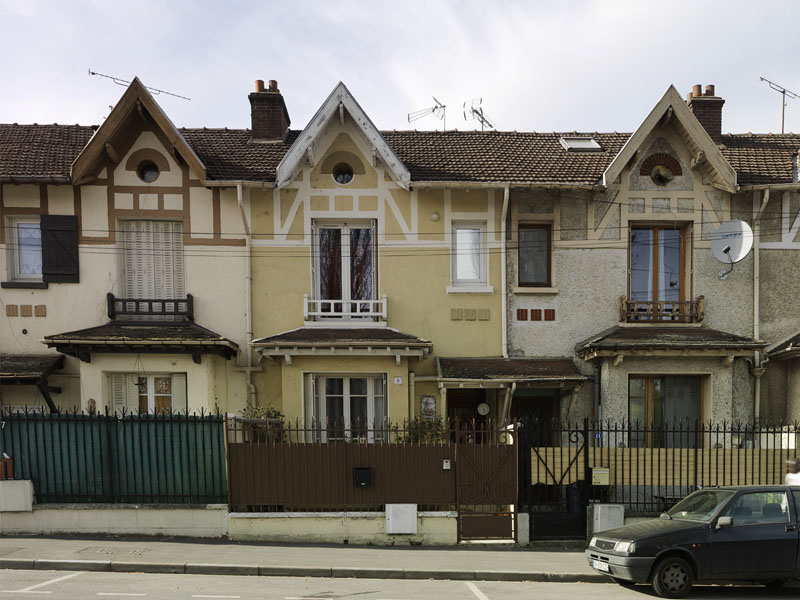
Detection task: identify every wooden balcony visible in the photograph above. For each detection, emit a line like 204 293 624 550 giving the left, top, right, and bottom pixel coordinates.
107 293 194 322
304 294 387 324
620 295 704 324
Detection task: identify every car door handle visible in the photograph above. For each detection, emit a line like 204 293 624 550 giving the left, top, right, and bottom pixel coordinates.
786 525 796 532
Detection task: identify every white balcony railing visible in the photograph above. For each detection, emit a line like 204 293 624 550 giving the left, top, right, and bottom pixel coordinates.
304 294 387 323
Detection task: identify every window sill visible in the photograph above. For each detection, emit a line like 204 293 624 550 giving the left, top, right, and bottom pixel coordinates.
447 285 494 294
1 281 48 289
513 286 558 295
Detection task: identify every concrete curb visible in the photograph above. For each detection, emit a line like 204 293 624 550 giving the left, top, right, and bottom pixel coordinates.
2 560 604 583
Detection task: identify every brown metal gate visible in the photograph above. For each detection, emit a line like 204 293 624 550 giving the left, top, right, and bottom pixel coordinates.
455 422 518 541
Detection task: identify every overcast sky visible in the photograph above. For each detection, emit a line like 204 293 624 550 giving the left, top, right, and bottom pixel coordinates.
1 0 798 135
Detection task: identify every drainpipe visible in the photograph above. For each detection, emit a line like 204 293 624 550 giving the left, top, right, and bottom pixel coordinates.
237 183 257 409
501 186 510 358
408 372 415 419
751 189 769 424
501 382 516 424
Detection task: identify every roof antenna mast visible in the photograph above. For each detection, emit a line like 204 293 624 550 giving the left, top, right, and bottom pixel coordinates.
759 76 797 134
408 97 446 131
88 69 191 101
463 98 496 131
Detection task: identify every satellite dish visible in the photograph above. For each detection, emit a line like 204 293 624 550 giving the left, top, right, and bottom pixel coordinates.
711 220 753 263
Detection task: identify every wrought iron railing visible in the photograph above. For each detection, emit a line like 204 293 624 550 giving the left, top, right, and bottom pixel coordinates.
304 293 387 322
620 295 704 323
107 292 194 322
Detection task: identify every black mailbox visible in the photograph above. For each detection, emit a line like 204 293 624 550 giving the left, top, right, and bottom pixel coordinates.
353 466 373 488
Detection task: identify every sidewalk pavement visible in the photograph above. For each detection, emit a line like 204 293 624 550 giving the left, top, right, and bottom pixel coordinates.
0 535 604 583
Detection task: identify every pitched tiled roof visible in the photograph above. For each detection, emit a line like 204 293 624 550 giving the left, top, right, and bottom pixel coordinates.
2 124 798 186
0 124 95 179
438 357 585 381
575 326 767 355
253 327 432 348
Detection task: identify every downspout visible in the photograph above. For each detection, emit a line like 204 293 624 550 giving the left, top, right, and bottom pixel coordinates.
751 189 769 423
409 372 415 419
502 382 516 425
501 186 510 358
237 183 257 409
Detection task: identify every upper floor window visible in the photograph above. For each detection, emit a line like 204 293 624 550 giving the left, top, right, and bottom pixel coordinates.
3 215 79 287
452 222 486 286
120 220 185 301
313 221 377 318
10 219 42 279
518 224 551 287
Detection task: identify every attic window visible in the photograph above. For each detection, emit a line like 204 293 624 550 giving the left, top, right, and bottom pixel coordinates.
137 160 160 183
332 163 354 185
559 137 602 152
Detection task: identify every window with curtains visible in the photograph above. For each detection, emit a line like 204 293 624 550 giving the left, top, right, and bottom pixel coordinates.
304 374 387 442
629 375 701 448
452 222 486 285
120 220 184 318
629 225 687 319
109 373 187 414
313 221 376 316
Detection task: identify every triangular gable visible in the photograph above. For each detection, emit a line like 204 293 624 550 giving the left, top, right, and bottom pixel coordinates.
275 82 410 189
603 85 737 193
71 77 206 185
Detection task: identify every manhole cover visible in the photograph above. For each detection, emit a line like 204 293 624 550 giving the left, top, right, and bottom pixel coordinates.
77 546 152 558
0 546 22 557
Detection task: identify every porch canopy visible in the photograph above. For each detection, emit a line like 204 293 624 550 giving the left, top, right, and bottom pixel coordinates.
575 326 767 360
0 353 65 412
253 327 432 363
437 356 588 422
766 331 800 361
42 322 238 364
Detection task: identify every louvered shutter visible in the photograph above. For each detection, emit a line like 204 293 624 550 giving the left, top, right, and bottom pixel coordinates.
172 373 187 412
41 215 79 283
110 374 140 414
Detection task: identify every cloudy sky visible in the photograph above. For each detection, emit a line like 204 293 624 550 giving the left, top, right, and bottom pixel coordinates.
1 0 798 135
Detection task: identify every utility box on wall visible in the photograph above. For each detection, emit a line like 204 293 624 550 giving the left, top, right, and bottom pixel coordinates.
588 503 625 538
386 503 418 534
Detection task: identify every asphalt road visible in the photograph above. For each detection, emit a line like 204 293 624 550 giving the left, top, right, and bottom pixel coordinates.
1 570 798 600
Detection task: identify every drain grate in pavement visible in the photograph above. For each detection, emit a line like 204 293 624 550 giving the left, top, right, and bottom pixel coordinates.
0 546 22 557
77 546 152 558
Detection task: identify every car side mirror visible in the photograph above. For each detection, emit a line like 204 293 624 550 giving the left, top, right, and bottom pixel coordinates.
715 516 733 529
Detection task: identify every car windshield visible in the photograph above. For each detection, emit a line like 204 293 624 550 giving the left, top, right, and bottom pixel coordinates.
667 489 736 521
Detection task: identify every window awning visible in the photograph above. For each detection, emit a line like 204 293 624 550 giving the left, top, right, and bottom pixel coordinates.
0 353 65 412
42 322 238 363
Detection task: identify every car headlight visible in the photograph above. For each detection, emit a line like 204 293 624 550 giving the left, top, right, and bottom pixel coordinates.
589 536 598 548
614 541 636 553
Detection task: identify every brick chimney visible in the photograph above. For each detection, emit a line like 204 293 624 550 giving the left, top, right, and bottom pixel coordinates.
249 79 290 141
686 84 724 144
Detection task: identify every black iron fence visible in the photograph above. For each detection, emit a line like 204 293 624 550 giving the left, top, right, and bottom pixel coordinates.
0 408 227 504
519 419 800 516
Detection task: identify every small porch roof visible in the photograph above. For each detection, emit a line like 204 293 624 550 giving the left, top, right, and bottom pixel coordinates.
576 326 767 360
436 357 587 388
42 322 239 362
766 331 800 360
0 353 66 412
254 326 432 361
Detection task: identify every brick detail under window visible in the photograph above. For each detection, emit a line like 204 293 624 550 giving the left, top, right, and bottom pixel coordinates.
35 305 46 317
517 309 528 321
544 309 556 321
19 305 32 317
531 309 542 321
6 304 18 317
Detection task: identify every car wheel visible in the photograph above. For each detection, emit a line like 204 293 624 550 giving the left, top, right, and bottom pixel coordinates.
652 556 693 599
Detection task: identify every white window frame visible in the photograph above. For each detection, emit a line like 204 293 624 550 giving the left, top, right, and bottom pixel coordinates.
6 217 42 281
119 219 185 300
109 373 187 414
311 220 378 318
306 373 387 442
448 221 492 293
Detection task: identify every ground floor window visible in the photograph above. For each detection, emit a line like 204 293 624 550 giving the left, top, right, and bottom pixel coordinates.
628 375 701 447
306 374 387 441
110 373 187 414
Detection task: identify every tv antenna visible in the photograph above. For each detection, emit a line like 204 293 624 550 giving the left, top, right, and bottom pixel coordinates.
463 98 495 131
408 97 446 130
88 70 191 101
759 76 797 133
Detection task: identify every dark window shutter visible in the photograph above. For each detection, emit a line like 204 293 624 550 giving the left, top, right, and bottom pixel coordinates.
41 215 79 283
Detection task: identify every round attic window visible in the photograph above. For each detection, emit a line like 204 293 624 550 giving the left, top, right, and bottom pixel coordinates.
332 163 354 185
137 160 160 183
650 164 674 186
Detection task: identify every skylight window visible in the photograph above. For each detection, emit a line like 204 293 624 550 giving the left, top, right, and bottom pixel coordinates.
560 136 603 152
